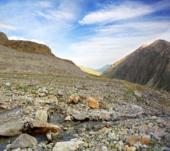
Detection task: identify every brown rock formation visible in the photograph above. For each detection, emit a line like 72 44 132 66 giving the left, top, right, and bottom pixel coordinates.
0 32 52 55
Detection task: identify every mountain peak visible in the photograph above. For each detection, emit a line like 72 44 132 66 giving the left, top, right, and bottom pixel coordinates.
150 39 170 47
103 39 170 91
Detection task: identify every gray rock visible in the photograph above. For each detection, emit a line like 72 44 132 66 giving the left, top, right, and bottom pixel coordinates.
7 134 38 150
35 110 48 122
52 138 84 151
0 119 24 136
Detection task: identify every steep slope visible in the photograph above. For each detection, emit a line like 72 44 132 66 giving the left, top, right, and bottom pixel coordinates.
103 39 170 91
0 32 86 77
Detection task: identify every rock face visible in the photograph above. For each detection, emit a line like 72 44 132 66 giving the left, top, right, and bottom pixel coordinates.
0 32 52 55
0 32 8 45
103 39 170 91
0 32 86 77
5 40 52 55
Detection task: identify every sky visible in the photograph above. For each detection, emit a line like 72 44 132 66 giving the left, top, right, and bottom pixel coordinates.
0 0 170 68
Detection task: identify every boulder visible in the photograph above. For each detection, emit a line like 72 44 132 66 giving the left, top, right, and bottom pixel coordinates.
7 134 38 150
68 95 81 104
24 120 60 135
0 119 24 136
72 109 111 121
87 97 99 109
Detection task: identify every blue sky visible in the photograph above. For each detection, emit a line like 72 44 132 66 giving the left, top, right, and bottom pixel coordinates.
0 0 170 68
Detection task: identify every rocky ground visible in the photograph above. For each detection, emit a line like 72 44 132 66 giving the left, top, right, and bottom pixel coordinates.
0 73 170 151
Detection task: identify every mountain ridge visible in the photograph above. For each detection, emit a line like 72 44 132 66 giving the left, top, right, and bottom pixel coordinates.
0 31 86 77
103 39 170 91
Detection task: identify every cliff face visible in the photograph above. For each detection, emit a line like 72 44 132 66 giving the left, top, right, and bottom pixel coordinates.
0 32 52 55
103 40 170 91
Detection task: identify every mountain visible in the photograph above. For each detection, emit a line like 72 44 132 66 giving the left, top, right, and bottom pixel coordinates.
0 32 86 77
78 65 102 76
103 39 170 91
97 64 112 73
0 32 170 150
0 32 53 55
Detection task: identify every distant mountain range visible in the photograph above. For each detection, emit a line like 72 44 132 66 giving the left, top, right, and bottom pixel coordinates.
78 65 102 76
103 39 170 91
96 64 112 73
0 32 86 77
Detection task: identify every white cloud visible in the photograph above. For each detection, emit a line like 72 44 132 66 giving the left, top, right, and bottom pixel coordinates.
36 10 75 23
0 23 16 30
79 0 170 25
8 36 47 45
65 20 170 68
35 1 53 8
96 21 170 36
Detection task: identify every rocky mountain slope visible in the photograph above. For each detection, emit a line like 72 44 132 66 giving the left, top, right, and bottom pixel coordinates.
0 32 86 77
0 32 170 151
103 40 170 91
0 73 169 151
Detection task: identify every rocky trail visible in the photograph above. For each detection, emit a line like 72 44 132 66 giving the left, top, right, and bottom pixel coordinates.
0 73 170 151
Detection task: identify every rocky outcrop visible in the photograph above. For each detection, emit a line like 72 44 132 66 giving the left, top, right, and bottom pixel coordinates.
5 40 53 55
0 32 52 55
103 39 170 91
0 32 8 45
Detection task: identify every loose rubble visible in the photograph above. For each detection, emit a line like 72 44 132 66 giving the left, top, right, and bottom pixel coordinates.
0 73 169 151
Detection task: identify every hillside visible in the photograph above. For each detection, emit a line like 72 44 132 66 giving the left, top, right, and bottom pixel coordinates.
78 65 102 76
97 64 111 73
0 32 170 151
0 32 86 77
103 39 170 91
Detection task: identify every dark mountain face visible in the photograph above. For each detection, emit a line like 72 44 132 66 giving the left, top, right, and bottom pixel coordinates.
103 39 170 91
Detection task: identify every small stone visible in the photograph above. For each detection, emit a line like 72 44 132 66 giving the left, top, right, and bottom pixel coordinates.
125 145 136 151
127 135 150 146
108 132 119 141
39 143 47 150
134 91 142 97
116 141 124 151
46 132 52 141
5 82 11 87
52 139 84 151
161 147 170 151
65 115 72 121
35 110 48 122
87 97 99 109
101 145 108 151
68 95 81 104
